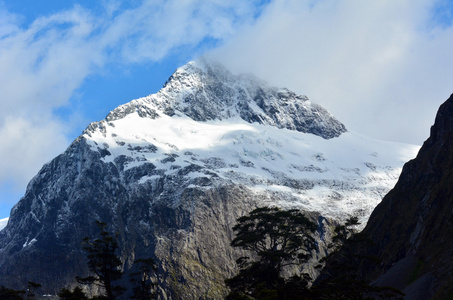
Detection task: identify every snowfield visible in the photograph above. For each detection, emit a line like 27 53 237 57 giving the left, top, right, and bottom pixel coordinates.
79 58 421 227
4 58 420 230
85 108 419 227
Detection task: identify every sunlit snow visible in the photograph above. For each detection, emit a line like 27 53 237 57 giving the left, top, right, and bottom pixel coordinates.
81 59 420 228
85 111 419 227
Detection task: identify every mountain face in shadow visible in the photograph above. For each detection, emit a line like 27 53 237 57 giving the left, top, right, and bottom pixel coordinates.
353 93 453 299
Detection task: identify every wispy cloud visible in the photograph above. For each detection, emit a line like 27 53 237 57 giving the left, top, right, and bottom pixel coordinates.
101 1 258 63
213 0 453 144
0 0 263 195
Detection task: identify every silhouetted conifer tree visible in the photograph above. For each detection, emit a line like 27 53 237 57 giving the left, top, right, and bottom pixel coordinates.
312 217 404 299
0 286 25 300
58 286 89 300
76 221 125 300
24 281 41 299
225 206 317 299
129 258 157 300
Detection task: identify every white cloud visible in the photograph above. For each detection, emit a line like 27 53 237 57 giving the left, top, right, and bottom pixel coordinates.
0 6 98 191
0 0 263 194
213 0 453 145
0 6 98 116
0 117 68 188
100 0 258 63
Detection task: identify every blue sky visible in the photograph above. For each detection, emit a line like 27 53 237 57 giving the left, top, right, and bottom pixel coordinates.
0 0 452 219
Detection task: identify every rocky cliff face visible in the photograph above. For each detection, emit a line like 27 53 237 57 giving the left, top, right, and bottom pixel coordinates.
0 58 418 299
355 94 453 299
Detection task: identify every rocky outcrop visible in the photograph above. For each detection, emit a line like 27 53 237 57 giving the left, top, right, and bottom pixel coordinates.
354 93 453 299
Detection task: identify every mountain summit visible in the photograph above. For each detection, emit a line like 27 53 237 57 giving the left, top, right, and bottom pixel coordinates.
104 58 347 138
0 58 418 298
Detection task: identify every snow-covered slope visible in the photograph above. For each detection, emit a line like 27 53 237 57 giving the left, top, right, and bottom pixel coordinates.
84 58 418 226
0 58 419 298
86 110 417 226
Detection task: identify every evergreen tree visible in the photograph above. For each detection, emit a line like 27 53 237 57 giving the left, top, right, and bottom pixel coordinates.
0 282 41 300
129 258 157 300
58 287 89 300
24 281 41 299
312 217 404 299
225 206 317 299
76 221 125 300
0 286 25 300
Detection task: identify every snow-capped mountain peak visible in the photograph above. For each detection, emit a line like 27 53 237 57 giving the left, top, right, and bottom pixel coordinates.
0 58 419 298
102 57 347 139
81 58 418 225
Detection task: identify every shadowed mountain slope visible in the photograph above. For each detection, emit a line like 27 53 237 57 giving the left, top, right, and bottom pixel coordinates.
351 93 453 300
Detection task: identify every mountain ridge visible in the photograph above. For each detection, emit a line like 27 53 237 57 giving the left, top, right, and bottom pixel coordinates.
0 58 419 298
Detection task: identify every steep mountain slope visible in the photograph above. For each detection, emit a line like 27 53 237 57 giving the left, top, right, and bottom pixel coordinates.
0 58 418 299
353 93 453 299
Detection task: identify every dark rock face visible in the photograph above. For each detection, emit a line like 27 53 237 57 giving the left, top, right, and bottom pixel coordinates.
357 94 453 299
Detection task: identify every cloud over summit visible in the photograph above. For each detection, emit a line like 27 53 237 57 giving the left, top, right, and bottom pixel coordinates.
213 0 453 144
